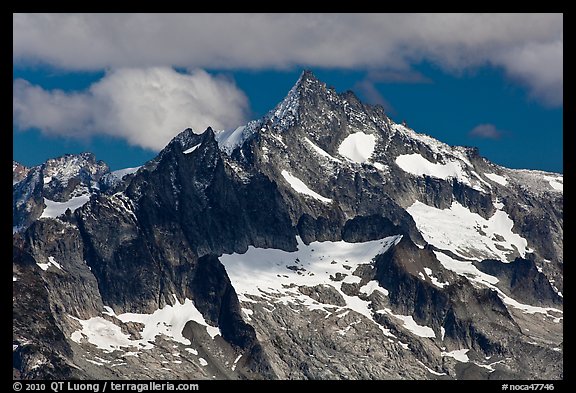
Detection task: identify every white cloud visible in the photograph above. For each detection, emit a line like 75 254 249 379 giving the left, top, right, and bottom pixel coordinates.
468 124 503 139
13 13 563 106
13 68 249 151
495 38 563 107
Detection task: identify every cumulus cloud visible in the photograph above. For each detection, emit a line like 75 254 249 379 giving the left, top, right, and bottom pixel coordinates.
495 38 563 107
468 124 504 139
13 68 249 151
13 13 563 106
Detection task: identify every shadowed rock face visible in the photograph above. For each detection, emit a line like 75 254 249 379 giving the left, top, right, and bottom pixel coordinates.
13 71 562 380
473 257 563 307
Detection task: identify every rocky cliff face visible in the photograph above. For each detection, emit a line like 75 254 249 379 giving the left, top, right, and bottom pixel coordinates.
13 71 563 380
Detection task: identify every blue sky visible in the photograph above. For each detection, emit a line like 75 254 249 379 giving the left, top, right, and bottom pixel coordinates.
13 14 563 172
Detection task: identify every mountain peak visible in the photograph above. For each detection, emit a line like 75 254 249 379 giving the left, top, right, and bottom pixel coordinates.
298 69 321 86
43 152 107 175
294 69 328 95
214 71 335 154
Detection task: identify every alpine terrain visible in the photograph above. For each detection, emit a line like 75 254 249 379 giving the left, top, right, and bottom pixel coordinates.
13 71 563 380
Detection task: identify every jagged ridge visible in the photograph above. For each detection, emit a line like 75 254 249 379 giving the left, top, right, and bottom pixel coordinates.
13 71 562 380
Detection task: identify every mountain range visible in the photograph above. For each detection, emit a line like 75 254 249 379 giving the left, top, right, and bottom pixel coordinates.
13 71 563 380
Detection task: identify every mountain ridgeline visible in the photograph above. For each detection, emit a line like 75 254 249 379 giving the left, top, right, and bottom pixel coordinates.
13 71 563 380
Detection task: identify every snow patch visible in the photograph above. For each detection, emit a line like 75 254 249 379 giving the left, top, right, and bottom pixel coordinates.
543 175 563 192
198 358 208 367
111 166 140 180
41 195 90 218
85 358 105 366
241 308 253 322
498 293 563 316
474 359 505 372
485 173 508 186
423 267 448 288
220 236 402 338
70 317 133 353
434 251 499 287
395 153 472 187
441 349 470 362
48 256 63 270
69 296 220 353
398 342 410 350
304 138 342 163
183 144 201 155
435 251 563 318
372 162 388 172
377 308 436 338
359 280 388 296
338 132 376 163
408 200 529 262
37 256 63 271
424 365 447 376
391 123 474 168
281 170 332 203
115 295 220 342
232 354 242 371
185 348 198 356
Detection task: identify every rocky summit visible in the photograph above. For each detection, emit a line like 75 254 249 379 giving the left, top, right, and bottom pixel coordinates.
13 71 563 380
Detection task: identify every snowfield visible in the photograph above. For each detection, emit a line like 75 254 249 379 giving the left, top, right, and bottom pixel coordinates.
338 132 376 163
407 200 529 262
70 295 220 353
220 236 403 338
41 195 91 218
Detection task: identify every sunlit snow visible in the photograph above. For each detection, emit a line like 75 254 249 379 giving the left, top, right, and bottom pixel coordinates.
408 200 529 262
304 138 342 163
543 175 563 192
377 308 436 338
395 153 472 187
70 296 220 353
37 256 63 271
41 195 90 218
338 132 376 163
232 354 242 371
359 280 388 296
281 170 332 203
220 236 403 337
110 166 141 179
215 126 247 153
441 349 469 362
423 267 448 288
434 251 499 287
183 144 201 155
372 162 388 172
484 173 508 186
